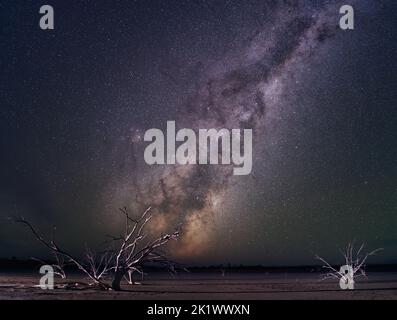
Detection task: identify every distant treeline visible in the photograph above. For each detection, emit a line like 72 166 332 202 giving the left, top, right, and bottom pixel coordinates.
1 258 397 273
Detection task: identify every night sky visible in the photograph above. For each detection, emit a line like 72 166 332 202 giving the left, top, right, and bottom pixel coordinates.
1 0 397 266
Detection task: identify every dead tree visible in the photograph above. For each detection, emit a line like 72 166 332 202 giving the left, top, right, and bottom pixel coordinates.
17 206 180 291
108 206 180 290
315 242 382 287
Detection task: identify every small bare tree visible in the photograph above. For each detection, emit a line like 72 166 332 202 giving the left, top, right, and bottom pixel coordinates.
315 242 382 288
17 206 181 291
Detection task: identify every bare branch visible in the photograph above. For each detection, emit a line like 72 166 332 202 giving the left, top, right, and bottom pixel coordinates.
16 217 109 289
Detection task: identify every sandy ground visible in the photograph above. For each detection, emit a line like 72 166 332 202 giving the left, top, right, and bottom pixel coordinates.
1 271 397 300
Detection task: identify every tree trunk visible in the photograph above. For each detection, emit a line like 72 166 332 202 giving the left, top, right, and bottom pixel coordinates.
111 270 125 291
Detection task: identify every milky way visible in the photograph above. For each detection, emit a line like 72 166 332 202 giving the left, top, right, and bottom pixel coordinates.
105 1 354 258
